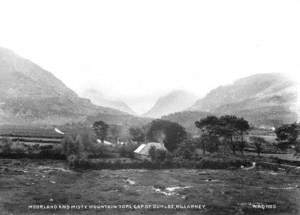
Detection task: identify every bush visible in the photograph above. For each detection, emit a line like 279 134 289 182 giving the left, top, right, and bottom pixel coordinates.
194 154 250 169
295 142 300 154
62 134 84 156
38 145 65 159
174 139 197 160
148 146 167 162
118 143 137 158
67 153 90 169
89 144 111 158
0 138 12 154
62 132 94 168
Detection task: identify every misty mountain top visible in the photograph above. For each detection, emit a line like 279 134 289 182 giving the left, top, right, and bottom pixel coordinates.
0 47 77 99
143 90 198 118
0 46 298 127
0 47 134 125
81 89 136 115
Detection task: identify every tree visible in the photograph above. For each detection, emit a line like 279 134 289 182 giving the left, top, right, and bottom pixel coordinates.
195 134 220 154
275 123 298 150
129 127 145 144
109 124 122 144
195 115 220 135
93 121 109 143
219 115 250 154
295 142 300 154
237 140 247 155
235 118 250 154
196 135 208 155
249 136 266 156
146 119 187 152
195 115 221 153
175 139 196 160
235 117 250 143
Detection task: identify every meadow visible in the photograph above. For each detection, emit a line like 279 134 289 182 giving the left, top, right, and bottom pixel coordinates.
0 159 300 215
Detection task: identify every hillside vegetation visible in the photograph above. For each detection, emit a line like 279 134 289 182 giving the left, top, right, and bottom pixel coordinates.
189 73 298 127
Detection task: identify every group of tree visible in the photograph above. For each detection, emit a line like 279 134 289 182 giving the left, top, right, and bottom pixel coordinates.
93 121 109 143
91 117 299 162
129 127 145 144
275 123 299 151
146 119 187 152
92 116 250 159
248 136 266 156
195 115 250 154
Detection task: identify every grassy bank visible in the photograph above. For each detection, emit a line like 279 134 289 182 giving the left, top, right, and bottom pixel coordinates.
68 154 252 170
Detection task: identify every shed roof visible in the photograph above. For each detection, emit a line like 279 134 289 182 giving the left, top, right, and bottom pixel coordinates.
97 139 113 145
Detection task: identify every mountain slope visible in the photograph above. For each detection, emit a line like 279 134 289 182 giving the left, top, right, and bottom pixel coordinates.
162 111 211 134
0 47 77 99
81 89 135 115
189 73 298 127
143 90 197 118
0 47 127 125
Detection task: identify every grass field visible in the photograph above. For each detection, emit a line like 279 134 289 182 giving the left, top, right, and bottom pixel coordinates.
0 159 299 215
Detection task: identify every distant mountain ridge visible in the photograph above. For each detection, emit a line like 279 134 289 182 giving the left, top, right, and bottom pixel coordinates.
143 90 197 118
81 89 135 115
189 73 298 127
1 47 297 128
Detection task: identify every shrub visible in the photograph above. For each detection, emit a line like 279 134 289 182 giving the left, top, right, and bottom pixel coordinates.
0 138 12 154
194 155 250 169
148 146 167 162
62 132 94 168
67 153 90 169
39 145 65 159
174 140 196 160
89 144 109 158
155 149 167 162
249 136 267 156
62 134 84 156
295 142 300 154
119 143 137 158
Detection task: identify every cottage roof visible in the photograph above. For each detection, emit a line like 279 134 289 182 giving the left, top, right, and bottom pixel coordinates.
134 142 167 155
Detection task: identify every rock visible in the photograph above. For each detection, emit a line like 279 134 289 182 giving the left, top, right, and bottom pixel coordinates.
124 179 136 185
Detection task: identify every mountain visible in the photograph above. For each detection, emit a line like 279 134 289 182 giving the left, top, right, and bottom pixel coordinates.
81 89 135 115
0 47 128 125
162 111 211 134
143 90 198 118
189 73 298 127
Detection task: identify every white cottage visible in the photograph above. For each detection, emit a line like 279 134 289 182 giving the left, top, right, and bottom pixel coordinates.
134 142 167 160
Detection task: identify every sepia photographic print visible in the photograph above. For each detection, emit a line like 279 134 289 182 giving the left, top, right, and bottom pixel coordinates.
0 0 300 214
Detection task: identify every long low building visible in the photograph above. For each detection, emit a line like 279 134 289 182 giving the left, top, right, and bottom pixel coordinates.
0 127 64 146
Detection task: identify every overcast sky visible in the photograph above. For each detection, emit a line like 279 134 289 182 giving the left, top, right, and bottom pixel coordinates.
0 0 299 113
